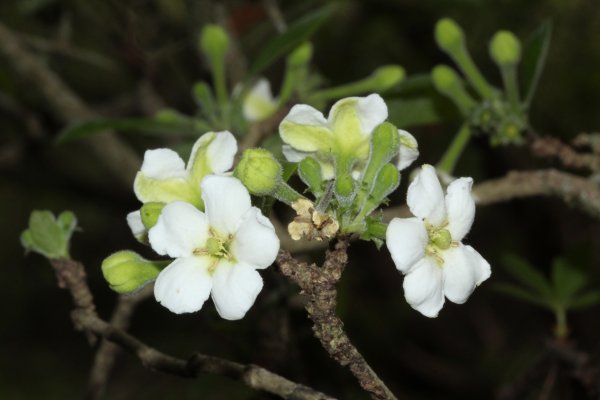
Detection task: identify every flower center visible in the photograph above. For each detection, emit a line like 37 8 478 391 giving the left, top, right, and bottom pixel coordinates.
193 229 234 274
425 223 456 267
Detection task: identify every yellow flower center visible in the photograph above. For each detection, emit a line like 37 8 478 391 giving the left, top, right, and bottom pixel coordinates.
193 229 234 274
425 222 457 267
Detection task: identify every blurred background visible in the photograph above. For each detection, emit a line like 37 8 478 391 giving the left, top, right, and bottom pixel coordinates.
1 0 600 399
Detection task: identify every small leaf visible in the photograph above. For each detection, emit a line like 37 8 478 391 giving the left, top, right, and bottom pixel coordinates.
57 116 211 143
494 283 552 309
22 210 76 259
521 20 552 105
569 291 600 310
501 254 553 297
57 211 77 236
551 258 586 304
248 5 334 76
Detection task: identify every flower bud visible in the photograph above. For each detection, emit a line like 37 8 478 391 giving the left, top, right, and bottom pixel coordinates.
287 42 313 67
371 122 401 165
432 65 461 93
370 65 405 91
490 31 521 65
298 157 323 196
199 24 229 61
234 148 282 195
101 251 164 294
140 202 165 229
370 163 400 203
435 18 465 52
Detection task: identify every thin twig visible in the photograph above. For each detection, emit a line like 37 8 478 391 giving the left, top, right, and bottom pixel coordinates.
530 135 600 172
87 286 153 400
263 0 288 33
47 258 334 400
277 238 398 400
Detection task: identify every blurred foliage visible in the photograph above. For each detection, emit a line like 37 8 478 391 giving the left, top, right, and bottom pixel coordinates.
2 0 600 399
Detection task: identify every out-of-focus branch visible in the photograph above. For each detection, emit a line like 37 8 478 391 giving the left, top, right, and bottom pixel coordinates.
530 135 600 172
383 169 600 221
263 0 288 33
47 258 334 400
87 286 153 400
0 22 140 189
277 238 397 400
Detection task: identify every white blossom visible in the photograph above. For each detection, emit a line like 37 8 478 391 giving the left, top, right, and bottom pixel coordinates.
386 164 491 317
242 78 278 122
279 94 418 179
148 175 280 319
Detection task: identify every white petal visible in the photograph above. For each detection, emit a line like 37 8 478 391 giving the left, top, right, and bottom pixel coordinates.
211 261 264 320
154 256 213 314
407 164 446 226
126 210 146 239
445 177 475 241
231 207 279 269
284 103 328 126
465 245 491 286
282 145 309 163
328 94 388 137
386 217 428 273
206 131 238 173
403 258 445 318
201 175 251 235
441 245 476 304
397 129 419 171
243 78 277 122
279 104 334 152
148 201 210 258
140 149 186 180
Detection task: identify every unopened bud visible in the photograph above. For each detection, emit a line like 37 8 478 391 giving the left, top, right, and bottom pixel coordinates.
435 18 465 52
101 251 165 294
234 149 282 195
432 65 461 93
140 202 165 229
200 24 229 61
370 65 405 91
371 163 400 202
490 31 521 65
288 42 313 67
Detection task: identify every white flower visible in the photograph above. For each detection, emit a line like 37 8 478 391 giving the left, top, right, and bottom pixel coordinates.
386 164 491 317
127 131 237 238
279 94 419 179
148 175 280 319
242 78 278 122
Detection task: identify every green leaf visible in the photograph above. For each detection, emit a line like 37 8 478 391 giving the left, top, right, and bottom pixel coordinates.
21 210 78 259
551 258 586 304
57 116 211 143
494 283 552 309
501 254 553 297
248 5 334 76
521 20 552 105
569 291 600 310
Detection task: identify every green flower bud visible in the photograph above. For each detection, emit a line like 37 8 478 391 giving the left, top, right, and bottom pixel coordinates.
234 148 283 195
298 157 324 197
334 173 356 205
140 202 165 229
432 65 461 93
101 251 166 294
370 163 400 203
370 65 405 91
435 18 465 52
490 31 521 65
287 42 313 67
199 24 229 61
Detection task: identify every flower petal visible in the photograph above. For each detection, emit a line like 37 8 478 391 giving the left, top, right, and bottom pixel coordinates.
133 173 199 205
148 201 210 258
126 210 146 240
386 217 428 273
282 145 309 163
211 261 264 320
445 177 475 241
329 94 388 138
243 78 278 122
201 175 251 235
154 256 213 314
279 104 334 152
396 129 419 171
140 149 186 180
465 245 491 286
403 258 445 318
442 244 490 304
407 164 446 226
231 207 279 269
206 131 238 173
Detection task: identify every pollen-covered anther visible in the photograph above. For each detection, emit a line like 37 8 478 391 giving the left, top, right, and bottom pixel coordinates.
287 199 339 241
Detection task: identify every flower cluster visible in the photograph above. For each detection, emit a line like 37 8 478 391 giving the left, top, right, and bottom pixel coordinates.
104 94 490 321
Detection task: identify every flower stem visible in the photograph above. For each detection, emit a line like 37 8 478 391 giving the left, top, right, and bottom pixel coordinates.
554 307 569 339
437 123 472 174
307 78 375 103
500 65 521 112
452 46 495 100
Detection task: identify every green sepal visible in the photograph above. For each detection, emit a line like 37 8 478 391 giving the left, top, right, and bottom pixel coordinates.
140 202 166 229
298 156 324 197
101 250 169 294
